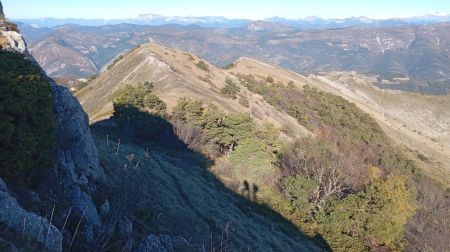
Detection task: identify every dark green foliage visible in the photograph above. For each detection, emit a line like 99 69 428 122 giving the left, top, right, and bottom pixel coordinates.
234 73 420 250
238 74 417 176
229 137 272 168
172 97 204 124
0 51 55 178
113 82 169 142
172 98 279 159
195 60 210 71
106 55 124 70
173 97 255 153
221 78 240 99
113 82 166 116
283 175 318 215
222 62 235 70
90 124 326 251
208 112 255 152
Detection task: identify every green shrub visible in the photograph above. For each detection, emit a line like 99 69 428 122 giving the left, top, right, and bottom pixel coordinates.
238 73 418 177
113 81 166 117
266 76 274 83
113 82 168 142
316 174 417 250
230 138 271 168
222 62 235 70
172 98 279 159
221 78 240 99
238 95 249 107
0 51 55 178
195 60 210 71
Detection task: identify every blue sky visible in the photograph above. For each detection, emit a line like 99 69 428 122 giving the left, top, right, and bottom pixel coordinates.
3 0 450 19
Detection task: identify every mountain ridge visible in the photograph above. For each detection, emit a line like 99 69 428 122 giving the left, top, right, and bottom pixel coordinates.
77 43 312 139
77 42 450 185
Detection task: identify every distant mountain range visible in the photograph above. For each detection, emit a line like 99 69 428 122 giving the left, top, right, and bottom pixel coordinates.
20 20 450 94
14 13 450 29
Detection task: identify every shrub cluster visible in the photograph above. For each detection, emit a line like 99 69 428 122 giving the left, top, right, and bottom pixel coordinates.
112 82 169 142
195 60 210 71
220 78 240 99
172 97 279 161
0 51 55 178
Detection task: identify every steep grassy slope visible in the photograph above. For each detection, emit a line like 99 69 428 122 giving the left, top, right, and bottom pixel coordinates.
91 123 326 251
78 44 449 250
77 43 311 138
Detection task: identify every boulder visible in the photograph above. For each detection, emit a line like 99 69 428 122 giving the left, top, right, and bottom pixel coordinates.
0 30 27 53
0 190 62 251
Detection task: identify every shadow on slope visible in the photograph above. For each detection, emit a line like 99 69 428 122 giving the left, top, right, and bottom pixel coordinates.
90 107 329 251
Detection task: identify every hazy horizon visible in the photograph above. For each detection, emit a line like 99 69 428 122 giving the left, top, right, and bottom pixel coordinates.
3 0 450 20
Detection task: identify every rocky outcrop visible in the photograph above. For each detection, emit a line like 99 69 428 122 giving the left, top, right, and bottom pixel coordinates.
0 1 106 250
0 1 27 54
0 29 27 53
51 82 105 247
0 179 62 251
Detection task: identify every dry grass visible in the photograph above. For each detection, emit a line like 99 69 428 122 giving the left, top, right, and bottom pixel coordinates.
77 43 312 139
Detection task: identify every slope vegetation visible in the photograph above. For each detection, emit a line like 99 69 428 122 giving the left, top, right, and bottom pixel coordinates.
77 43 311 138
78 43 449 251
229 57 450 184
91 122 325 251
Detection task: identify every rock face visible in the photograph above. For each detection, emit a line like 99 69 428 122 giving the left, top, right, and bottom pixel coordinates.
0 3 105 250
0 30 27 53
51 81 105 247
0 1 27 54
0 179 62 252
0 1 4 20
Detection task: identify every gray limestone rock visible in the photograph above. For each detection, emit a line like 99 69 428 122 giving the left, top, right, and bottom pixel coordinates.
51 82 105 245
0 191 62 252
0 30 27 53
0 3 106 251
